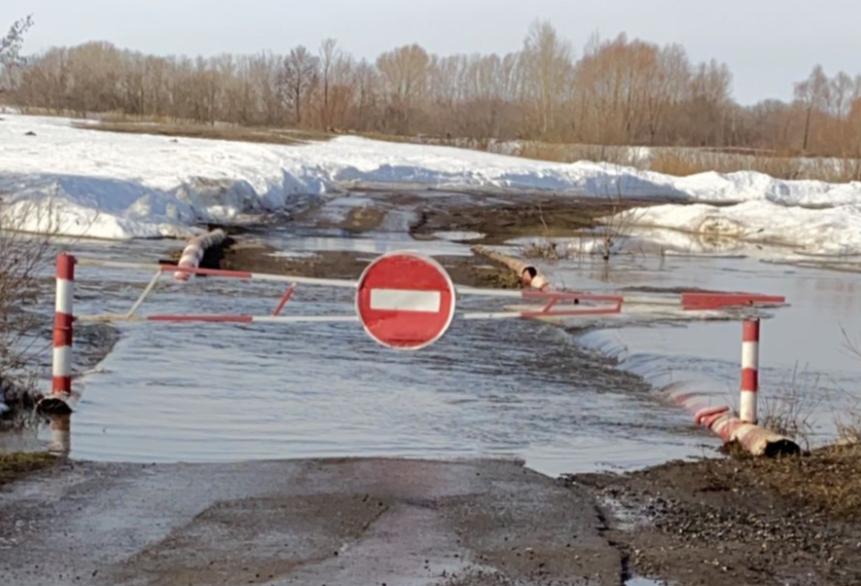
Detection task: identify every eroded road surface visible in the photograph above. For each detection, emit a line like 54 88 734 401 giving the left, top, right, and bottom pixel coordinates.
0 458 624 586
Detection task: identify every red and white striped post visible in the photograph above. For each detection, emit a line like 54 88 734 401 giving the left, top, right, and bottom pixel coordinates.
53 253 75 398
740 318 760 423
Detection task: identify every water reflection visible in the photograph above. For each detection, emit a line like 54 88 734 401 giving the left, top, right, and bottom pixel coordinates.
49 414 71 456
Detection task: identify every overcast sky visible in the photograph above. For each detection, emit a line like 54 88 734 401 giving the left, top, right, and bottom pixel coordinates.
2 0 859 105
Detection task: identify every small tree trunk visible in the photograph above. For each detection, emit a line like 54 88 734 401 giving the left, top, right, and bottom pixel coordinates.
802 107 813 153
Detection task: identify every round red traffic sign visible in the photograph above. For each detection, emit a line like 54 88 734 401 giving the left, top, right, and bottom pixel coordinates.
356 252 456 350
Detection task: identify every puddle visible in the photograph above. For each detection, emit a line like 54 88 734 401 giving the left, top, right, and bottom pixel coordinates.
264 227 474 257
268 250 317 259
432 230 485 242
626 577 669 586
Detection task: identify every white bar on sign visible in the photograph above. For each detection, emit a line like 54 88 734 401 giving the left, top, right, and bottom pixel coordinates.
370 289 441 312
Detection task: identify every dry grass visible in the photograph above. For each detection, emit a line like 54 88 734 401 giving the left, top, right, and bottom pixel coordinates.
520 240 567 260
835 411 861 445
649 149 800 179
515 142 643 167
365 133 861 184
760 366 822 451
0 452 56 488
16 107 861 182
77 121 333 146
758 443 861 519
357 131 427 145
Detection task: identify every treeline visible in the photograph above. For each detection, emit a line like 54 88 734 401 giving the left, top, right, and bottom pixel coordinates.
3 21 861 157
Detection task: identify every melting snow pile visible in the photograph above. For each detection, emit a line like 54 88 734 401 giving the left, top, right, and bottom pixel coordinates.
628 201 861 256
1 113 860 253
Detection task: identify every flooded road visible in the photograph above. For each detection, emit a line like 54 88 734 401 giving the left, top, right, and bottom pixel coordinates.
31 233 703 476
560 250 861 446
3 192 860 476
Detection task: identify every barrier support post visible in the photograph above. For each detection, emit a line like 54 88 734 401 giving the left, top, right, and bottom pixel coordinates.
40 254 76 415
740 318 760 423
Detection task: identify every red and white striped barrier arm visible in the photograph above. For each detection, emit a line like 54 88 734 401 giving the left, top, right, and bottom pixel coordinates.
174 229 227 283
740 318 760 423
681 293 785 311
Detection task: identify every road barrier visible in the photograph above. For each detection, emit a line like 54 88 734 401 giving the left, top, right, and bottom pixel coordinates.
39 251 623 414
40 249 792 457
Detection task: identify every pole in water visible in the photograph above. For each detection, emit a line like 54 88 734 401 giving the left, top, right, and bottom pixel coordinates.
39 254 77 415
53 254 75 397
740 318 760 423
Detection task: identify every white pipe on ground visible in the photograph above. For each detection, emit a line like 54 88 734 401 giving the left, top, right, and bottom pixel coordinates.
174 229 227 283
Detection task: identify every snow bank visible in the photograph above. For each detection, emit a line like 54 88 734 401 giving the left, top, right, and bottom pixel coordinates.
630 201 861 256
2 114 861 241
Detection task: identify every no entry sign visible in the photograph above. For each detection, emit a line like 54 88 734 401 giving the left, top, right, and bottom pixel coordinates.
356 252 456 350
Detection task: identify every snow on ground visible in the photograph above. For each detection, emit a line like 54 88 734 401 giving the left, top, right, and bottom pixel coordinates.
627 201 861 257
1 114 861 249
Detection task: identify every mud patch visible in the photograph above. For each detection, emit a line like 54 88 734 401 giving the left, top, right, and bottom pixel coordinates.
572 444 861 586
410 195 643 245
219 238 522 289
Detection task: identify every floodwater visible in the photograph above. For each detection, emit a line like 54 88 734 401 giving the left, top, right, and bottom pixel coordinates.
4 206 861 477
557 248 861 446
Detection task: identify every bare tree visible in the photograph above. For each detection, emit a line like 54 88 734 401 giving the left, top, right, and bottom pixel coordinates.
8 19 861 162
351 58 381 131
794 65 830 153
280 46 319 125
519 20 573 139
376 44 429 134
318 38 339 130
0 200 58 420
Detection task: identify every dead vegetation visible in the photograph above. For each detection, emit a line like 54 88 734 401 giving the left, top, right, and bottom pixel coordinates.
7 15 861 174
760 365 822 450
0 199 58 422
520 240 567 260
501 142 861 183
835 329 861 444
77 120 332 146
0 451 56 488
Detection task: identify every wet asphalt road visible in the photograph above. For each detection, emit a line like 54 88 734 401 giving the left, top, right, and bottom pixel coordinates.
0 457 625 586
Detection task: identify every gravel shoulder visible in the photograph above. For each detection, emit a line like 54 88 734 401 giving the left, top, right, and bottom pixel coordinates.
572 444 861 586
